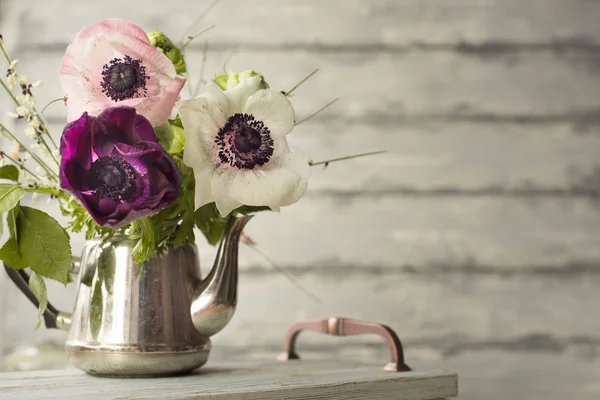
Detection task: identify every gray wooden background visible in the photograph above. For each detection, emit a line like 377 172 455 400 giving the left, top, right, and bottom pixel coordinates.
1 1 599 399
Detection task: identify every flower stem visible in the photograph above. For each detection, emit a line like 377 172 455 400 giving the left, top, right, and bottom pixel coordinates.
32 105 59 150
0 42 11 64
40 97 66 115
24 186 69 201
1 151 42 180
192 40 209 98
242 241 322 303
179 0 220 45
0 122 58 180
0 78 20 107
295 98 339 126
309 150 387 167
284 69 319 97
181 25 216 50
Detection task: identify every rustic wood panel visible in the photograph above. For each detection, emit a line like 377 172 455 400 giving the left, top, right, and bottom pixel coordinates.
14 195 599 272
10 0 600 46
32 121 600 195
230 196 600 271
15 50 600 120
3 268 598 356
214 271 600 348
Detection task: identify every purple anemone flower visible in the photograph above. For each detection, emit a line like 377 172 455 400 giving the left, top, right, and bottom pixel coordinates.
59 106 181 228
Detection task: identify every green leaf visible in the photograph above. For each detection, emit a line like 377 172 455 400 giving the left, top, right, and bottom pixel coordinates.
0 184 25 213
0 237 28 269
154 118 186 156
129 217 157 264
234 205 271 215
28 272 48 330
0 165 19 181
17 206 71 284
194 203 228 246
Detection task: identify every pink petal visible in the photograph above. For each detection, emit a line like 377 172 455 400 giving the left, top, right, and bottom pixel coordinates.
74 18 150 44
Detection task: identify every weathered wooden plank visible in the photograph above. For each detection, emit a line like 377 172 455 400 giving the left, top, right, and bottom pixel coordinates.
212 272 600 349
228 196 600 271
291 121 600 195
9 0 600 46
8 194 600 272
3 269 599 362
0 361 458 400
28 121 599 195
12 49 600 120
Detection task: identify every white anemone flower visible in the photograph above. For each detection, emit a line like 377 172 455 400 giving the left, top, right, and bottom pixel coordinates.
179 76 309 217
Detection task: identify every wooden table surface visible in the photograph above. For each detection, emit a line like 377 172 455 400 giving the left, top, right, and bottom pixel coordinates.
0 360 458 400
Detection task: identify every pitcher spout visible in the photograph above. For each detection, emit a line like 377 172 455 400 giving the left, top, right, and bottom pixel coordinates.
191 214 253 337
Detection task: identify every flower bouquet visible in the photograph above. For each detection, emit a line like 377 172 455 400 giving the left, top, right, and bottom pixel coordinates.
0 18 377 329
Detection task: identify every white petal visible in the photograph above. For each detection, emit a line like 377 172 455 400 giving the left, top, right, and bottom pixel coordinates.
179 89 229 150
225 76 262 113
244 90 295 137
192 163 216 211
211 168 244 217
227 152 309 208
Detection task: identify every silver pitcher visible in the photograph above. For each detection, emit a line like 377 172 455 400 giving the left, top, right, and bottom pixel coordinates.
4 215 252 377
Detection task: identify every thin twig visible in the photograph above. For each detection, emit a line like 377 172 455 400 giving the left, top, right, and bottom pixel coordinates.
179 0 220 45
295 98 339 126
181 25 216 50
284 69 319 97
0 122 58 179
0 78 19 106
222 43 241 73
24 187 69 201
1 151 41 180
0 42 11 64
309 150 387 167
34 105 60 150
192 40 209 98
241 238 321 303
40 97 66 115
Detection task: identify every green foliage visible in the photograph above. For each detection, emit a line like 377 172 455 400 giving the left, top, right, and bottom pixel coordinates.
194 203 229 246
17 206 71 284
0 237 27 269
0 184 25 213
28 271 48 330
147 30 187 75
60 198 115 240
154 118 186 156
0 165 19 181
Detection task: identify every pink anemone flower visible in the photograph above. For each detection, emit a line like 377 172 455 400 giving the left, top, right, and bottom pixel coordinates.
59 18 185 127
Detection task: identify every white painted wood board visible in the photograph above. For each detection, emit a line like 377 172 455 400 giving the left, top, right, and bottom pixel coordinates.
12 0 600 46
16 50 600 120
0 361 458 400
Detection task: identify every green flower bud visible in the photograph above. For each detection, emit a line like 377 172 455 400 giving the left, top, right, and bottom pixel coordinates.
147 31 186 75
213 69 269 91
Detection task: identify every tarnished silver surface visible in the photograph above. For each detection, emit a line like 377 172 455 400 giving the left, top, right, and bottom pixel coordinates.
191 215 252 337
59 215 252 377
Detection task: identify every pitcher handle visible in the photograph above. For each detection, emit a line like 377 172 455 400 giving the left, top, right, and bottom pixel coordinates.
276 317 411 372
3 263 70 330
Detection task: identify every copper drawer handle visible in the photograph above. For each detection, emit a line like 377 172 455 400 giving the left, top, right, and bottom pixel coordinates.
276 317 411 372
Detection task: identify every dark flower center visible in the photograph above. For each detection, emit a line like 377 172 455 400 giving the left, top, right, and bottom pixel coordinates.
88 156 138 201
100 56 148 102
215 113 274 169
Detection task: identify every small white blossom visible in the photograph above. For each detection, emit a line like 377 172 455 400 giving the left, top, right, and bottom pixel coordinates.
32 81 43 88
18 93 35 106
